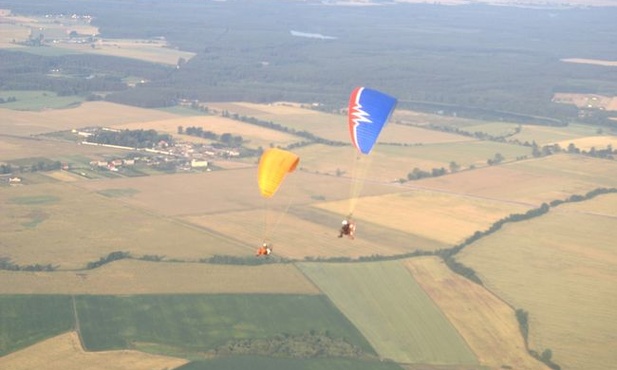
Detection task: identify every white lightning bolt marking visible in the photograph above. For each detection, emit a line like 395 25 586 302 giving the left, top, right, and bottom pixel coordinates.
351 103 372 126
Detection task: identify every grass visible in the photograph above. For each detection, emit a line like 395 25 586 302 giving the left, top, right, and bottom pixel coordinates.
97 188 140 198
458 193 617 370
75 294 374 355
0 90 83 111
0 295 74 356
297 260 478 365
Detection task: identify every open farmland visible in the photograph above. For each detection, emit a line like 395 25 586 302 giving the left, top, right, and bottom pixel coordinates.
208 102 476 146
293 144 446 181
0 90 84 111
0 331 188 370
111 114 302 149
553 135 617 151
184 206 436 260
0 101 180 136
0 135 127 163
0 295 73 355
178 356 403 370
403 257 548 370
0 182 249 269
314 190 532 245
54 38 196 66
0 22 29 46
414 154 617 205
74 168 400 217
0 259 320 295
298 261 477 365
75 294 374 354
458 193 617 370
510 123 604 146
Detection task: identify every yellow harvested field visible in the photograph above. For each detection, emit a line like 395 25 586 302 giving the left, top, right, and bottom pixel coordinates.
0 182 249 269
404 257 549 370
0 135 128 162
55 39 196 66
112 115 301 149
208 102 471 146
314 190 531 245
0 259 320 295
458 197 617 370
1 102 180 136
0 331 188 370
557 191 617 217
293 144 445 181
184 208 419 260
416 154 617 205
43 170 82 182
74 168 398 217
0 22 30 46
554 135 617 151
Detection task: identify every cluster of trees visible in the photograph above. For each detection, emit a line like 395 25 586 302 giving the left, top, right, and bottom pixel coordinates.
0 258 55 272
0 96 17 103
1 160 62 175
516 309 561 369
213 330 375 360
87 129 173 149
85 251 130 270
220 110 345 148
180 125 244 147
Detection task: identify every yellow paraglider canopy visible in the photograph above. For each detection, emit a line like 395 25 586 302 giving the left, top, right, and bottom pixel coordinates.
257 148 300 198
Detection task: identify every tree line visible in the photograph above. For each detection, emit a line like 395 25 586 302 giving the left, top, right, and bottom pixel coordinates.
86 129 173 149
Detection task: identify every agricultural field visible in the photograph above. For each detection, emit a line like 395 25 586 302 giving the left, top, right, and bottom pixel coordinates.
111 114 302 149
54 38 196 66
75 294 374 354
298 261 478 365
293 144 447 181
403 257 548 370
184 206 437 260
0 101 181 136
0 259 320 295
0 331 188 370
0 12 194 65
0 22 29 46
0 182 249 269
415 154 617 205
553 135 617 151
74 168 398 217
0 90 84 111
458 193 617 370
0 295 74 356
314 189 532 245
178 357 404 370
0 135 127 163
510 123 606 146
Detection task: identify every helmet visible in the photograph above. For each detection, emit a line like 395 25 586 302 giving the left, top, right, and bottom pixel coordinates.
342 220 348 225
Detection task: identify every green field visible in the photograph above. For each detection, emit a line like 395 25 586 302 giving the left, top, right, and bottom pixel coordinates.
178 356 404 370
0 295 74 356
75 294 374 356
0 90 84 111
298 261 478 365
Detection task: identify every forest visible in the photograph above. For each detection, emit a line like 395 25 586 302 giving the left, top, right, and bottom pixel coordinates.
0 0 616 125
